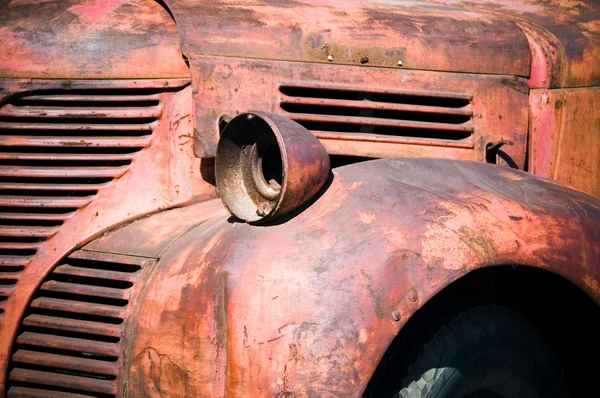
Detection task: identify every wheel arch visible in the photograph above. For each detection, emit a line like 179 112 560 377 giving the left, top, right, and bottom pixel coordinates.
364 264 600 397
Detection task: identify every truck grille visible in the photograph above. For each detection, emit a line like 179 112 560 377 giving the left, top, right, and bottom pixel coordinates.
0 89 161 319
279 83 474 143
7 250 154 397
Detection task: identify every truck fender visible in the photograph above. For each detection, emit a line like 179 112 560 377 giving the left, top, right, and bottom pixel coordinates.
88 158 599 396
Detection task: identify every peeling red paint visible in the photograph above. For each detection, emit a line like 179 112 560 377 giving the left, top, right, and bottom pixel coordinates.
0 0 598 395
87 158 599 396
0 0 189 78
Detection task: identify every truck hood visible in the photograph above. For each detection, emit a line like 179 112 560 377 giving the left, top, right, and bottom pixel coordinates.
164 0 531 76
0 0 189 79
434 0 600 87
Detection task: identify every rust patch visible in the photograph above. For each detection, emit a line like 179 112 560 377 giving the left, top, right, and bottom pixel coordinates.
458 226 497 259
60 140 93 146
276 364 295 398
214 271 228 349
399 250 422 261
361 269 386 318
583 275 600 301
131 346 192 396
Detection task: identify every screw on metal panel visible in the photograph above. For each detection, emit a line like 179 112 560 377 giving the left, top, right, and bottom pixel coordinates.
407 289 418 303
360 56 369 64
392 310 401 321
247 114 254 120
397 60 403 67
327 55 333 62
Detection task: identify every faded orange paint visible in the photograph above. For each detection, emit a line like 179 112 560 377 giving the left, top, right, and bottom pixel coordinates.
0 0 189 78
436 0 600 88
191 56 529 162
0 80 216 392
86 158 599 396
0 0 598 396
164 0 530 75
529 88 600 196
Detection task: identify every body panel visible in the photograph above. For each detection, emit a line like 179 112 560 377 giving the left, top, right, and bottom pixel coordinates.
0 0 189 79
435 0 600 88
191 56 529 163
85 158 599 396
163 0 530 76
529 87 600 196
0 80 214 392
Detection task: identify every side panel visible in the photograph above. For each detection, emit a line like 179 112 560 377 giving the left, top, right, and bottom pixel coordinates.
0 82 210 392
529 87 600 196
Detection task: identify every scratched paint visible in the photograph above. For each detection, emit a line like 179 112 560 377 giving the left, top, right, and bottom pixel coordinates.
163 0 531 75
0 81 215 392
0 0 189 78
529 87 600 196
436 0 600 88
191 57 529 162
0 0 598 395
86 158 599 396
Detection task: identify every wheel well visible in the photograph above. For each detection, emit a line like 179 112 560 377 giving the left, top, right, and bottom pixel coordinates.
364 265 600 397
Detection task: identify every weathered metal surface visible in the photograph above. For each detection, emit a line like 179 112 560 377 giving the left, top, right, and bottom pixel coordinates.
435 0 600 88
191 56 529 162
88 158 599 396
6 251 155 397
84 200 223 259
0 0 189 79
0 0 596 395
529 87 600 196
216 112 330 222
0 79 214 392
163 0 530 76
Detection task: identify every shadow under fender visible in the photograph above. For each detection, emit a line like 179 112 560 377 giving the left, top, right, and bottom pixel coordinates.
88 158 599 396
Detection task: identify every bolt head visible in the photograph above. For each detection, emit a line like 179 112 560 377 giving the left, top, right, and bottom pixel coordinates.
407 289 418 302
392 310 401 321
397 60 403 66
327 55 333 62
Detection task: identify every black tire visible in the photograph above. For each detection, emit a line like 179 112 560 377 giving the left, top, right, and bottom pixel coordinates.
394 305 568 398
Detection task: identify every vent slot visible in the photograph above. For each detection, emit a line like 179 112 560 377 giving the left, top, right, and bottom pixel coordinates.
279 84 474 141
281 103 471 124
280 86 471 107
0 87 164 311
7 251 152 397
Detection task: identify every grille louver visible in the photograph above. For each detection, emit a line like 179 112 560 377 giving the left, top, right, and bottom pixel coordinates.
7 250 153 397
0 89 161 319
279 83 474 145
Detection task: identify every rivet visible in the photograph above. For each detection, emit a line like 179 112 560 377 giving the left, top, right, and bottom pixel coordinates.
360 56 369 64
327 55 333 62
247 114 254 120
407 289 418 303
392 310 401 321
397 60 403 67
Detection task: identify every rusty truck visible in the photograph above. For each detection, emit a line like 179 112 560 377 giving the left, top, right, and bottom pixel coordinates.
0 0 599 396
